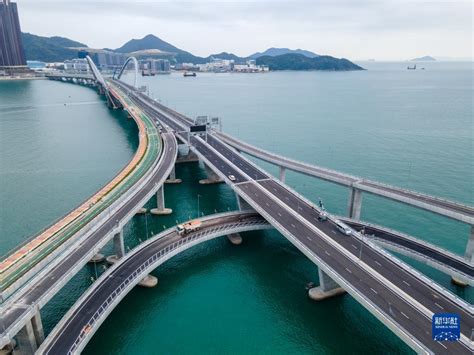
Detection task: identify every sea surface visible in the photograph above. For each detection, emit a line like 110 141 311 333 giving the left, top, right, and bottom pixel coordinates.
0 61 472 354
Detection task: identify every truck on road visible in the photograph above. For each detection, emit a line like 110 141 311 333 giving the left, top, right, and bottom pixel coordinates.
177 220 202 236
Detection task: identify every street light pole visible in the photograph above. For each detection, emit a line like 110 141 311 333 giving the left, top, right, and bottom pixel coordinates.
197 194 201 218
359 229 365 260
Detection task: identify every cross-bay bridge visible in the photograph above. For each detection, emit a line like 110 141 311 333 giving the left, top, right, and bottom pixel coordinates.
1 57 473 354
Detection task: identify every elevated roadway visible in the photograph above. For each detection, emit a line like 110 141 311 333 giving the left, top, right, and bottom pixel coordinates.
216 132 474 225
40 210 474 354
117 85 473 353
341 217 473 285
39 212 270 354
0 79 178 350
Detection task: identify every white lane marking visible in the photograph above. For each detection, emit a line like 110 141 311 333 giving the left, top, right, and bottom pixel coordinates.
351 244 358 250
438 342 447 350
401 312 410 319
345 267 352 274
306 236 312 241
402 280 410 287
291 223 296 228
435 302 444 310
331 230 336 234
375 260 382 266
277 212 282 217
324 250 330 256
370 288 378 295
265 202 270 207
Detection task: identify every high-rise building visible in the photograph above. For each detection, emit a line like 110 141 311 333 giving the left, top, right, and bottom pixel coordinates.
0 0 26 68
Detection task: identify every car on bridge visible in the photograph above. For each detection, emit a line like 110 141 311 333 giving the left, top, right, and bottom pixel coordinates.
335 221 352 236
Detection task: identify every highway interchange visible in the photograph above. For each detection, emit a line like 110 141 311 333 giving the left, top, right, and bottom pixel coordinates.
4 77 469 354
110 80 473 354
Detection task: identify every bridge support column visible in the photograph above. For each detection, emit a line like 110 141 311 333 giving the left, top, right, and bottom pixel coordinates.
452 225 474 286
176 145 199 163
236 192 254 211
465 225 474 263
347 187 363 220
13 311 43 355
114 230 125 258
165 165 182 184
279 166 286 183
227 233 242 245
106 230 125 265
31 311 44 346
308 269 346 301
150 185 172 215
199 164 223 185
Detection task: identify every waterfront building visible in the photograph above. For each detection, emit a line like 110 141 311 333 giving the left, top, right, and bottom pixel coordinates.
140 58 171 74
0 0 27 70
92 51 126 69
64 58 90 73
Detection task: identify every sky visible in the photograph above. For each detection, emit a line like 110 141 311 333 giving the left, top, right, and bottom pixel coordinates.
16 0 473 61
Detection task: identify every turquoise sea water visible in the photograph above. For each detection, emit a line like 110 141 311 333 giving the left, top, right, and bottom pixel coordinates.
0 61 472 354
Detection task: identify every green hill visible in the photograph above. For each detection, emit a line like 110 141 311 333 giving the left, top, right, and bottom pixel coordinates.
21 33 86 62
256 53 364 71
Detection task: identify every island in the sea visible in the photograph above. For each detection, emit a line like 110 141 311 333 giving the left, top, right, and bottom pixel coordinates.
410 55 436 61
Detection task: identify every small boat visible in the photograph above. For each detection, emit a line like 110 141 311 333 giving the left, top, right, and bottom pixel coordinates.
407 64 416 70
183 72 197 77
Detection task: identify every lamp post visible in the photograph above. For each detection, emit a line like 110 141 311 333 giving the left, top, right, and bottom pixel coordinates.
197 194 201 218
359 229 365 260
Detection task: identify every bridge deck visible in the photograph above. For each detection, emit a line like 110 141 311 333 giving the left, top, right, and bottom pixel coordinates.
216 132 474 224
121 86 472 353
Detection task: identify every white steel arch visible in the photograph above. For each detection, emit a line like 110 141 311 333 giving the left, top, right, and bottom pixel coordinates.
117 57 139 89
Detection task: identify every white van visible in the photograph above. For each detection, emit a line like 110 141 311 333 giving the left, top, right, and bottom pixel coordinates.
335 221 352 236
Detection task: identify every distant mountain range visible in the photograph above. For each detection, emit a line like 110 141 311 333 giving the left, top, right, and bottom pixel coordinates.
249 47 319 59
22 33 363 71
411 56 436 61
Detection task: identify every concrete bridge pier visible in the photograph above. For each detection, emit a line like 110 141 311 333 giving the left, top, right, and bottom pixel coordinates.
227 233 243 245
452 225 474 286
279 166 286 183
236 192 254 211
150 185 172 215
13 312 44 355
199 164 223 185
347 187 363 220
107 230 125 265
176 145 199 163
308 269 346 301
165 165 182 184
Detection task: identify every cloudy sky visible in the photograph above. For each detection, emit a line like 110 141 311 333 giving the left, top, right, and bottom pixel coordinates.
17 0 472 60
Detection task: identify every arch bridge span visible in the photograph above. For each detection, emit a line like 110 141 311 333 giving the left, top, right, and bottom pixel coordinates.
39 211 271 354
117 56 139 89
